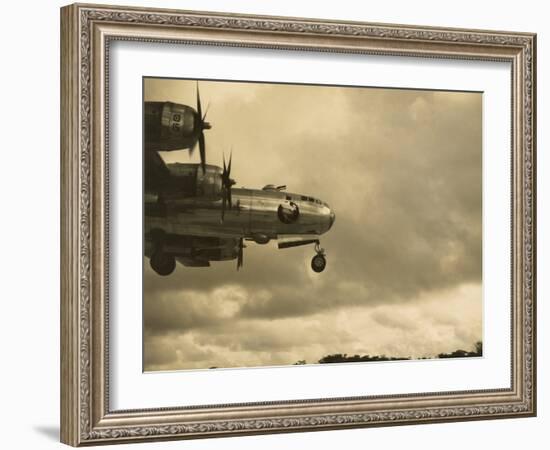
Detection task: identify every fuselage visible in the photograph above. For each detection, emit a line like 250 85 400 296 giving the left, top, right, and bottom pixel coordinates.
145 187 335 241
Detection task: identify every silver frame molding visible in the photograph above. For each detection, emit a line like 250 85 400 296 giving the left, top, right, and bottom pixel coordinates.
60 3 536 446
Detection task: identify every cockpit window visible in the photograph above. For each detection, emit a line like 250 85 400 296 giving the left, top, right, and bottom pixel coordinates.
299 195 327 205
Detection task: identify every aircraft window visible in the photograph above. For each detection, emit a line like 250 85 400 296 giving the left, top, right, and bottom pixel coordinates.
301 195 308 201
286 195 292 201
308 197 314 202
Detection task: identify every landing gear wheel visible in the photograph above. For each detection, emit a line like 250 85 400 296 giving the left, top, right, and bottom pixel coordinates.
311 254 326 273
150 250 176 276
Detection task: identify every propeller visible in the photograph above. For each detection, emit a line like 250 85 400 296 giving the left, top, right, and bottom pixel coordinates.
220 151 236 223
237 237 244 270
190 83 212 173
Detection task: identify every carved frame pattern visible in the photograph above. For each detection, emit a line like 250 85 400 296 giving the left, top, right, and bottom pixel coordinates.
60 3 536 446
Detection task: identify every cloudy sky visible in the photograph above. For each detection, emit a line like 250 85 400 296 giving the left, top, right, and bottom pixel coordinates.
143 78 482 371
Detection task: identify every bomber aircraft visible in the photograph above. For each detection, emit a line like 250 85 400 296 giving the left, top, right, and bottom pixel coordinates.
144 151 336 276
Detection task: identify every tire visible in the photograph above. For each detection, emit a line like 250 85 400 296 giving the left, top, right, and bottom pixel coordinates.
311 254 326 273
150 250 176 276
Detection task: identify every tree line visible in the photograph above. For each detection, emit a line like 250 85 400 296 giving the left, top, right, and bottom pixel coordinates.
294 341 483 365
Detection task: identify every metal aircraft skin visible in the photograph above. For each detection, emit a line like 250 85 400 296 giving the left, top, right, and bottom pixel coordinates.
144 154 336 276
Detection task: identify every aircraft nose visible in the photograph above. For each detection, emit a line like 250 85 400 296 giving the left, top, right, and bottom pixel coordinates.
329 210 336 230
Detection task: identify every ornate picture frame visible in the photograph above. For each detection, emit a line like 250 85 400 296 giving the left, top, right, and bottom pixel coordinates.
60 3 536 446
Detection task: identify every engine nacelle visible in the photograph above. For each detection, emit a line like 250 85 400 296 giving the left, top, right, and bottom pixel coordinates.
155 163 223 204
145 101 201 151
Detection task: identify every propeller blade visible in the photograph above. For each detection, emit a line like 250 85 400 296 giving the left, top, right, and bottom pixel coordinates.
202 102 210 121
220 150 236 222
196 82 202 120
227 150 232 177
194 83 211 171
198 131 206 174
237 237 244 270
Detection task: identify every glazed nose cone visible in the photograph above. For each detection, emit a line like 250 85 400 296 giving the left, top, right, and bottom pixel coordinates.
328 210 336 230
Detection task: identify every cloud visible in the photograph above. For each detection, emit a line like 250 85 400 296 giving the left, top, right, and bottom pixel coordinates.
144 283 482 371
144 285 250 335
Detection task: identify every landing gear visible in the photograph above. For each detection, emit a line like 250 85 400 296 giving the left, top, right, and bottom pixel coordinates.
311 242 327 273
150 250 176 276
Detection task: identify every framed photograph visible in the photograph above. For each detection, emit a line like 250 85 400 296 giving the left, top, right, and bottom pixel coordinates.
60 3 536 446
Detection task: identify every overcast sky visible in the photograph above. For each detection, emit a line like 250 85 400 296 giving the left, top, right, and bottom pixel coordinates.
143 78 482 371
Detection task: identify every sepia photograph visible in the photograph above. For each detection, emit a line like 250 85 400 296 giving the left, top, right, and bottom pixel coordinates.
143 77 483 372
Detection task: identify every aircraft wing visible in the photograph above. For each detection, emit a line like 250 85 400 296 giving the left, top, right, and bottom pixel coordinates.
145 232 241 269
144 150 170 194
277 235 320 249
